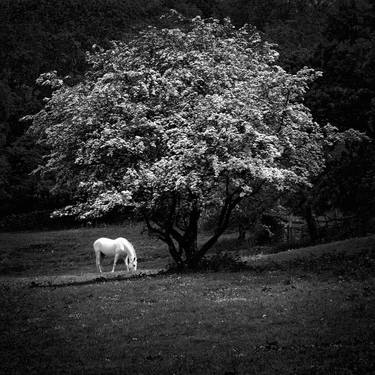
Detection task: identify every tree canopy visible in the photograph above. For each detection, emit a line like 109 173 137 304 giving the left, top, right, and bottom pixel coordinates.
29 16 337 266
1 0 375 231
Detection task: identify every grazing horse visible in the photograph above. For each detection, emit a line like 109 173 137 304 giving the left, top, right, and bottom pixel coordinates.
93 237 137 273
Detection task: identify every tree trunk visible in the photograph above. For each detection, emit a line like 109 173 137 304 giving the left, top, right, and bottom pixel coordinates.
304 205 319 243
238 222 247 241
161 194 241 269
185 239 199 269
165 237 184 269
182 203 200 268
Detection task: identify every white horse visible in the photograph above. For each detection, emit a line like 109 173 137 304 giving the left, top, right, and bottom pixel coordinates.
93 237 137 273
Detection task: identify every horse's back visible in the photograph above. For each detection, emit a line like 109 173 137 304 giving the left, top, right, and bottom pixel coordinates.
93 237 119 255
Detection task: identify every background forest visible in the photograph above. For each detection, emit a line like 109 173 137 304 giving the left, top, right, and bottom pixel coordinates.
1 0 374 234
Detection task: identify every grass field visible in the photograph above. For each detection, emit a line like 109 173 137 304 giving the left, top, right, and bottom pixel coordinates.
0 223 169 277
1 225 375 374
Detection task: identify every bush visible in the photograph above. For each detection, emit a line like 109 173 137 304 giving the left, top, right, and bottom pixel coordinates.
0 210 78 232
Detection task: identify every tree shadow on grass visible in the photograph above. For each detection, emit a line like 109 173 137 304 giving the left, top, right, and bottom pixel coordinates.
165 246 375 281
28 268 167 288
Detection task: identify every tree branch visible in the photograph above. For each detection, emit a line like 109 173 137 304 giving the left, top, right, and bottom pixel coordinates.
144 213 184 265
196 195 241 260
164 234 184 266
143 214 166 241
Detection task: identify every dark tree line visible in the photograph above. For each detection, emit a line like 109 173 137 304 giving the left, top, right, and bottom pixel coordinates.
1 0 374 231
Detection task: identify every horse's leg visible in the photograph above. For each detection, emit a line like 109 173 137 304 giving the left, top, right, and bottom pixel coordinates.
112 252 120 273
96 251 103 273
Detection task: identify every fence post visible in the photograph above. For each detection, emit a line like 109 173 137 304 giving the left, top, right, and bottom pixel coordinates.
287 215 293 244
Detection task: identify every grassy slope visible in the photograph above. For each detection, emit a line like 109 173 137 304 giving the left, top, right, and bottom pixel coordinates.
0 227 375 374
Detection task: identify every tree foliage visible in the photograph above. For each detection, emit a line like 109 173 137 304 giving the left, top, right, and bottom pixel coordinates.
0 0 166 216
30 16 334 267
2 0 374 235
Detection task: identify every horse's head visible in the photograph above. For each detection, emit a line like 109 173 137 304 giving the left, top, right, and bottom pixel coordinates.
129 257 137 271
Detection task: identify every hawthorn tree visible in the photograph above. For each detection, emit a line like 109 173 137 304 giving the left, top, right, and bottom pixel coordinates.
29 15 335 268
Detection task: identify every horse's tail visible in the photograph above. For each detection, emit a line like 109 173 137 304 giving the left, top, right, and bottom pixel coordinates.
93 239 100 252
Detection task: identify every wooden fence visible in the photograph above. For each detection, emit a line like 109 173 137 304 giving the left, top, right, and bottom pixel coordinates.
284 214 361 244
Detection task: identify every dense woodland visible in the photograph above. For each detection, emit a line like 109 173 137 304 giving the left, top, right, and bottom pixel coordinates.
0 0 374 235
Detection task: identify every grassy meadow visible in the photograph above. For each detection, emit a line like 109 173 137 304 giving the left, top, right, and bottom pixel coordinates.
0 225 375 374
0 223 169 277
